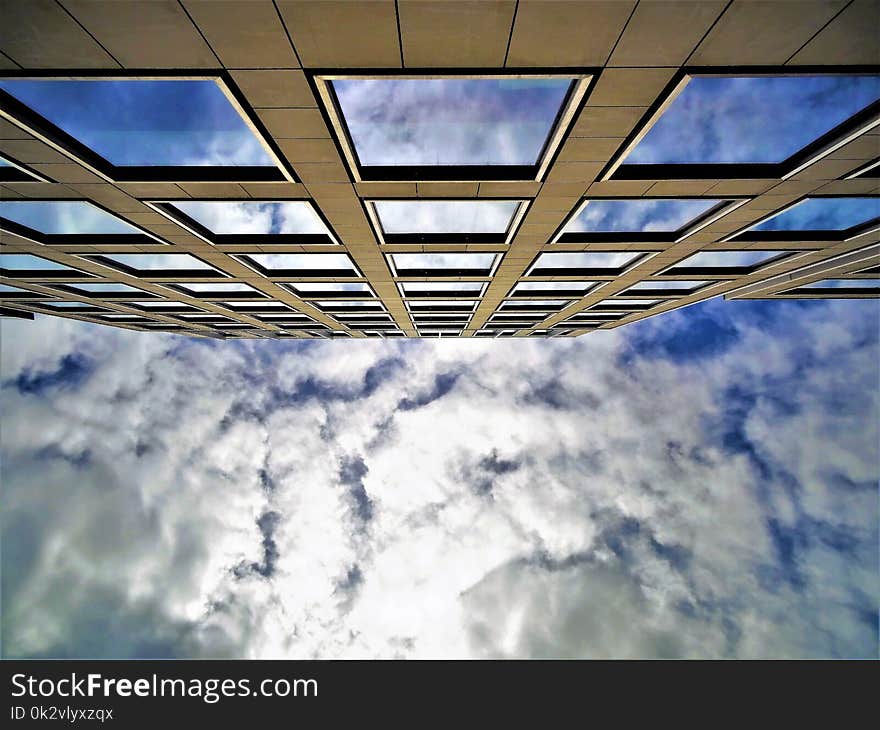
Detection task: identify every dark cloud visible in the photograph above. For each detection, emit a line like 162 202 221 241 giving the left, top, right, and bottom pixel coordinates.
9 353 94 394
333 564 364 614
397 370 461 411
462 449 522 497
338 455 374 525
235 511 282 580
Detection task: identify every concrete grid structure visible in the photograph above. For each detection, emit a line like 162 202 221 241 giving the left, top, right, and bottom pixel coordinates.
0 0 878 339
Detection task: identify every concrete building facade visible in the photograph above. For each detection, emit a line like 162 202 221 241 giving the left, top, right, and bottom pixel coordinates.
0 0 877 339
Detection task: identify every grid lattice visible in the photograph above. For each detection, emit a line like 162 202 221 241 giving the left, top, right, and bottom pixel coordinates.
1 1 878 339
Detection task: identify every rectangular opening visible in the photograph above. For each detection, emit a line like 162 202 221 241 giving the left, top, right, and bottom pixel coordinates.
239 253 360 278
490 314 545 323
335 314 393 323
389 253 498 277
35 300 106 311
346 322 399 331
315 72 591 182
609 72 880 180
62 282 155 297
526 251 647 276
555 198 728 243
369 199 526 244
661 250 793 276
0 253 90 278
156 200 337 245
734 196 880 241
134 302 201 313
0 200 165 245
86 253 220 278
317 300 386 314
0 283 46 298
221 302 294 313
0 76 292 182
509 281 595 298
174 282 261 295
286 282 374 298
412 314 471 323
781 278 880 296
407 300 477 313
399 281 485 297
499 299 570 312
254 313 314 322
625 280 713 296
588 298 660 312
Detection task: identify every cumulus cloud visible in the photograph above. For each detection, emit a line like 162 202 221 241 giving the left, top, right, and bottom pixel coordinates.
1 297 877 659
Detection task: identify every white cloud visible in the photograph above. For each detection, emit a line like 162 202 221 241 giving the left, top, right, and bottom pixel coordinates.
170 201 328 236
1 298 877 658
374 201 519 234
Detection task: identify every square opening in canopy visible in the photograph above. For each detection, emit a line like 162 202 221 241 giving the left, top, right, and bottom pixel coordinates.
0 200 159 244
319 73 587 181
242 253 360 278
372 200 524 243
0 77 287 181
389 253 497 276
558 198 726 242
663 250 790 276
614 74 880 178
161 200 335 244
741 197 880 239
1 253 88 277
527 251 646 276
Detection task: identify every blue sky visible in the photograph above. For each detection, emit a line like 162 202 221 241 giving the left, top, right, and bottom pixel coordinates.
1 253 76 271
1 200 141 234
170 201 330 235
565 199 722 233
750 197 880 231
1 72 879 660
1 296 877 659
532 251 643 271
333 78 571 166
668 250 786 270
799 279 880 290
0 79 274 167
374 200 520 234
626 75 880 164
